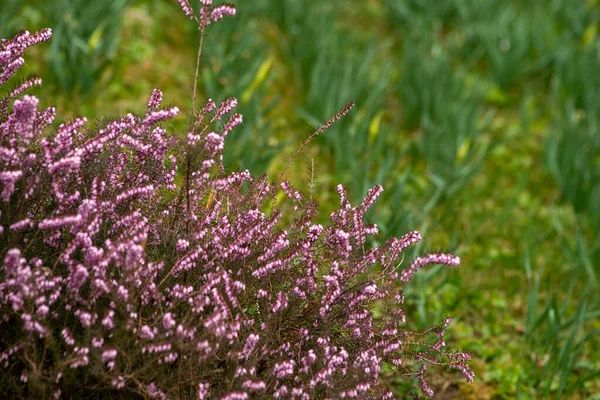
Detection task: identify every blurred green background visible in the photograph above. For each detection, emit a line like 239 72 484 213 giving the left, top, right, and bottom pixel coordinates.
2 0 600 398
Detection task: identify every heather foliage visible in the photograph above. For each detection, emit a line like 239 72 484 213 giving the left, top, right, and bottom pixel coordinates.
0 1 472 398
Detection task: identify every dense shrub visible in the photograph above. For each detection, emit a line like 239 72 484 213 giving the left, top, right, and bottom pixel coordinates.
0 1 472 398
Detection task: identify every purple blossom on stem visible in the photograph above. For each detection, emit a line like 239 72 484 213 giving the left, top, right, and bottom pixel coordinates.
9 77 42 98
418 364 434 397
143 106 180 126
0 56 24 85
400 253 461 282
147 89 163 111
176 0 194 19
214 97 237 120
209 5 236 23
10 95 38 144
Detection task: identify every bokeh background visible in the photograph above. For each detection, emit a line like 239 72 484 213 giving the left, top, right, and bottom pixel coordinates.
2 0 600 398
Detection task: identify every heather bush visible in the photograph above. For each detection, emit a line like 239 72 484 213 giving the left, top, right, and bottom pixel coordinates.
0 1 472 398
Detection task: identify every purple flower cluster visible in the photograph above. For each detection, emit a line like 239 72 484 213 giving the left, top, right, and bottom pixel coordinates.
0 2 472 399
177 0 236 26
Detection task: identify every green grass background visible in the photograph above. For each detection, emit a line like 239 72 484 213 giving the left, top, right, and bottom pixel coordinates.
2 0 600 398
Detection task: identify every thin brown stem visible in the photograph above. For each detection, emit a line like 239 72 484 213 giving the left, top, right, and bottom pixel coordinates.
189 18 207 135
185 10 208 229
276 101 355 190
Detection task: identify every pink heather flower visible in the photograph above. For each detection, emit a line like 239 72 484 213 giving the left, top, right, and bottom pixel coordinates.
115 184 155 203
144 106 179 126
117 285 129 301
36 106 56 133
242 380 266 392
9 77 42 98
176 0 194 19
281 181 302 202
453 362 475 382
71 264 89 290
48 155 81 175
74 310 94 328
0 28 51 65
196 340 212 360
187 132 202 146
162 352 179 363
214 97 237 120
140 325 155 340
144 343 172 354
210 5 236 22
258 231 289 262
198 382 210 400
202 98 216 113
360 184 384 211
38 214 82 230
418 364 434 397
70 347 90 369
0 170 23 201
21 313 48 337
147 382 167 399
240 333 259 360
210 170 250 190
391 230 422 257
147 88 163 110
61 328 75 346
11 95 38 144
0 56 24 85
204 132 225 154
220 392 247 400
433 339 446 350
36 304 49 318
273 386 288 398
401 253 461 282
111 376 126 389
271 291 289 313
273 359 296 379
162 312 176 330
221 113 242 136
334 229 352 259
101 310 115 330
9 218 33 232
